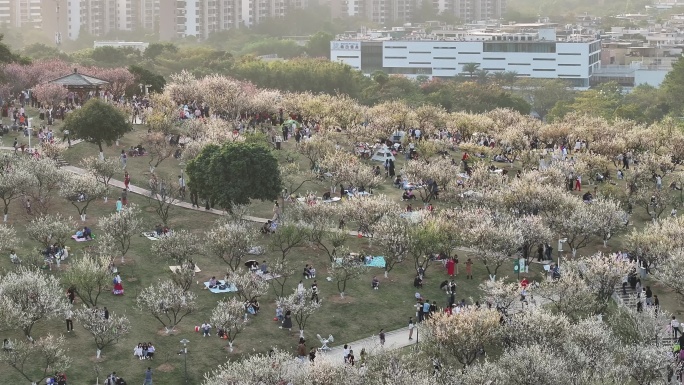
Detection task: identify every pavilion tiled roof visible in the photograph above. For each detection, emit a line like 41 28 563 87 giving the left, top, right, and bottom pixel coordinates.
48 69 109 88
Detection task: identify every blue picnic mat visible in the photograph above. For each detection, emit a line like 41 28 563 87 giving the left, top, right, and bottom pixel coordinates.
365 256 386 268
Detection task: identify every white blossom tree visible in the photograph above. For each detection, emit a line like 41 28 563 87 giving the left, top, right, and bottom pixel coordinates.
480 279 523 315
145 131 177 173
592 198 629 247
136 280 197 334
74 308 131 359
422 308 499 366
61 252 112 308
0 224 17 254
268 221 309 262
98 204 143 263
621 344 673 385
278 288 322 338
0 334 72 385
18 157 66 215
59 173 107 221
0 160 31 221
371 213 412 278
329 251 367 298
550 200 600 257
579 253 633 313
652 250 684 302
81 156 120 202
232 271 269 304
210 298 249 352
201 349 304 385
0 268 70 339
268 259 296 298
205 218 257 272
25 213 74 250
536 268 598 322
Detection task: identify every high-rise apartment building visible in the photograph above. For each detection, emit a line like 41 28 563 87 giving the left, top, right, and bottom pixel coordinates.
159 0 242 40
335 0 416 24
9 0 310 42
444 0 506 23
0 0 43 27
334 0 505 24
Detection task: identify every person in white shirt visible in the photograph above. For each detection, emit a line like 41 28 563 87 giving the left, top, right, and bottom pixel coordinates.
342 344 350 363
201 322 212 337
671 316 680 339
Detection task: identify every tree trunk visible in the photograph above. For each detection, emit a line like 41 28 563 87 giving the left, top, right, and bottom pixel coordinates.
384 270 388 278
120 255 125 264
96 349 101 359
103 196 108 203
81 214 86 222
340 291 345 298
3 214 7 222
228 341 234 352
299 329 305 338
603 239 608 247
149 165 155 173
572 248 577 257
489 274 496 281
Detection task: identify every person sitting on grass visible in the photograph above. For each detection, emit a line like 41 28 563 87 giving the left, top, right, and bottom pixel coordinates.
208 276 218 289
413 275 423 288
9 250 20 264
402 189 416 201
147 342 155 359
83 226 92 240
372 276 380 290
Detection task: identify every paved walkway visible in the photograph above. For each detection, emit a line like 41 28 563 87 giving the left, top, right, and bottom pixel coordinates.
1 144 559 360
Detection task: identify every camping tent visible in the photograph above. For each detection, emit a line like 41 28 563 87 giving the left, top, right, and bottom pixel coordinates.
371 145 395 162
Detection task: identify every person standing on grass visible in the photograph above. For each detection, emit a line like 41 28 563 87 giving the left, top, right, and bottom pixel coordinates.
65 307 73 333
297 338 307 363
379 329 386 346
408 318 415 340
116 198 122 212
144 367 153 385
121 189 128 206
672 316 681 339
465 258 473 279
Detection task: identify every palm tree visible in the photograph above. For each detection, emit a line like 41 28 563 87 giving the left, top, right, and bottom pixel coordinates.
462 63 480 78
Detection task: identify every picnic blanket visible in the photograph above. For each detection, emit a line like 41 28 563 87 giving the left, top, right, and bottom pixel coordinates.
71 235 93 242
169 265 201 273
204 280 238 294
365 256 386 268
248 246 265 255
142 232 160 241
256 272 282 281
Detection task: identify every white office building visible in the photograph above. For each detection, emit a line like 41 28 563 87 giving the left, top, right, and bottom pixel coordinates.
331 29 601 88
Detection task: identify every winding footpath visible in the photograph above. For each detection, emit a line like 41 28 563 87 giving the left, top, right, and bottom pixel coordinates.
0 145 551 359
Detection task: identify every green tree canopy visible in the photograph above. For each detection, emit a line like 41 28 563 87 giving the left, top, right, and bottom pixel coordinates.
661 57 684 115
306 31 334 58
186 142 282 210
127 65 166 95
62 99 132 156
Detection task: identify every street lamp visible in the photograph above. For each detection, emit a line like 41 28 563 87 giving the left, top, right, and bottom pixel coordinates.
557 238 567 267
180 339 189 384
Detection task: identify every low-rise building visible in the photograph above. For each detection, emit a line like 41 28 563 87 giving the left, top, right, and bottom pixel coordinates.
331 28 601 88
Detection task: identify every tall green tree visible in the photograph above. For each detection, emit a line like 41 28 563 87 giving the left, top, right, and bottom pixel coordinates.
517 79 574 121
660 57 684 115
186 142 282 211
62 99 132 159
306 31 334 58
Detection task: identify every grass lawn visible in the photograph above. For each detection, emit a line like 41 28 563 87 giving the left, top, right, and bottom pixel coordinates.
0 110 682 384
